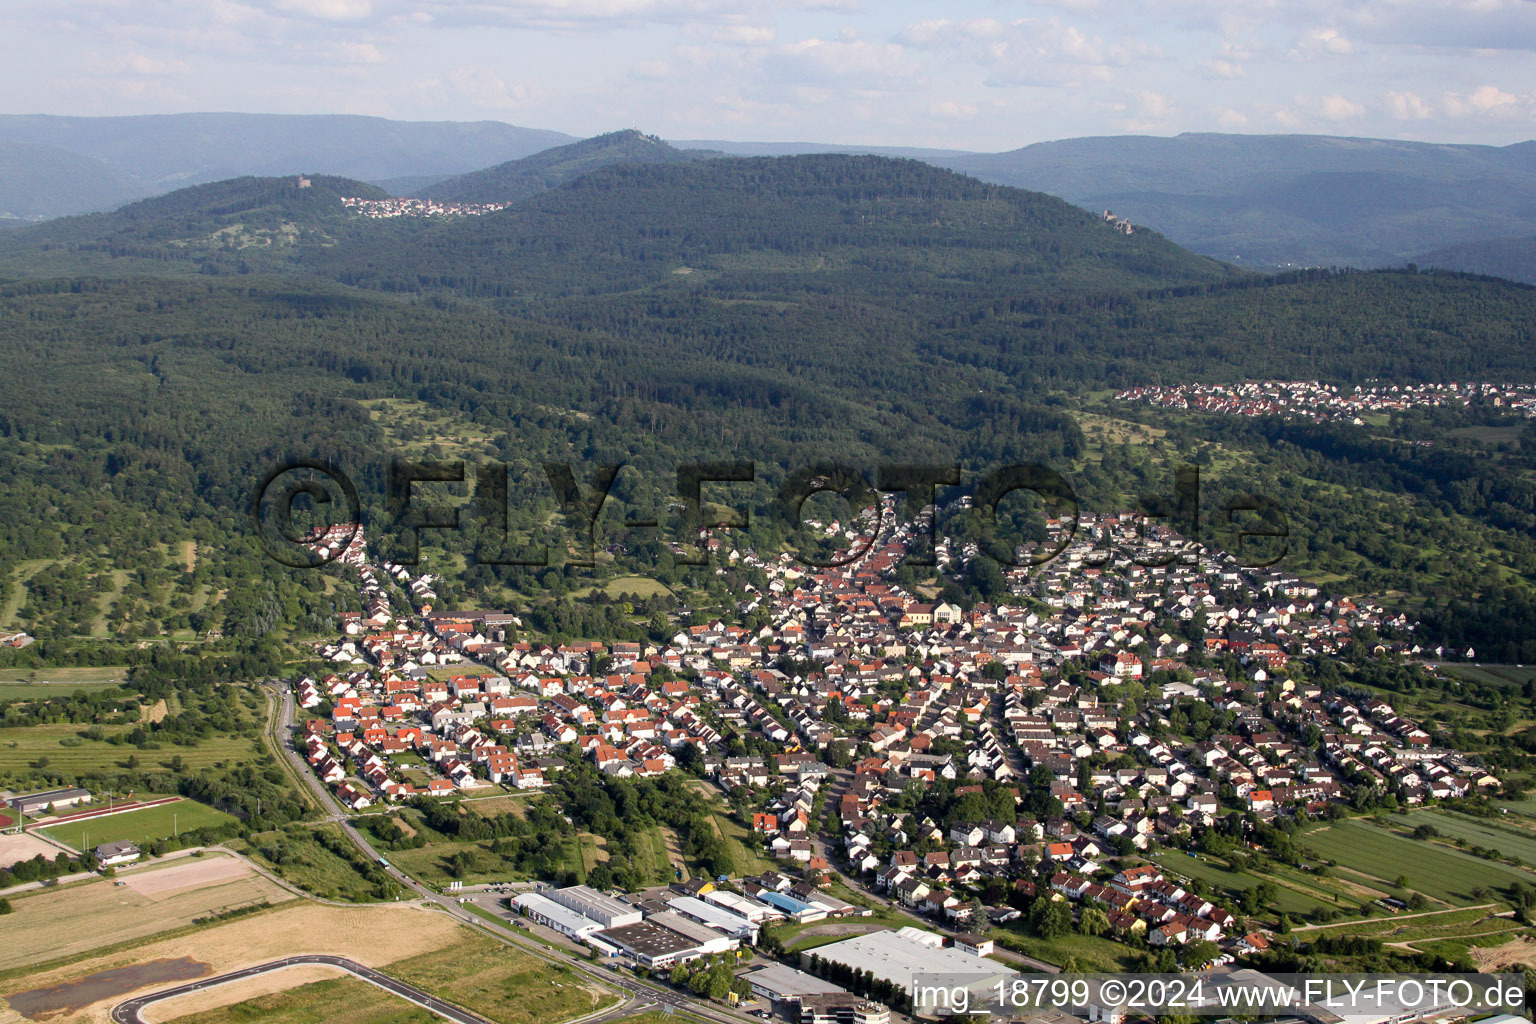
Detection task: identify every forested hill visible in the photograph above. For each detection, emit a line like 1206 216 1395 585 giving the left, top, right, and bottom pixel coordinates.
0 152 1237 299
1415 234 1536 286
327 154 1236 299
415 129 717 204
4 174 385 249
0 148 1534 657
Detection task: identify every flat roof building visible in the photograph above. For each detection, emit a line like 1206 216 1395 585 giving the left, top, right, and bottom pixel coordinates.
512 892 607 939
667 896 760 942
805 929 1016 994
706 888 781 923
798 996 890 1024
546 884 643 929
595 915 735 970
745 964 848 1003
9 787 91 815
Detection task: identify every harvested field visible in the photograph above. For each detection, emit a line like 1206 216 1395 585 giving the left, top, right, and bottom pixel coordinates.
156 974 434 1024
0 831 63 869
123 858 253 900
0 857 294 972
0 902 470 1024
139 964 348 1023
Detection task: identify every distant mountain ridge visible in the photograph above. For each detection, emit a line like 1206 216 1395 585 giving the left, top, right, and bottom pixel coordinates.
0 140 148 221
0 112 573 220
415 129 717 204
1415 234 1536 285
937 133 1536 270
2 114 1536 278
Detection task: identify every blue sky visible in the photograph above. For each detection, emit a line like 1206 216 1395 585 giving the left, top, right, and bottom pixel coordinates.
6 0 1536 150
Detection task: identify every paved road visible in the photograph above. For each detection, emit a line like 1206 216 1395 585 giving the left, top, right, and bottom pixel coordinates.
266 678 759 1024
110 954 493 1024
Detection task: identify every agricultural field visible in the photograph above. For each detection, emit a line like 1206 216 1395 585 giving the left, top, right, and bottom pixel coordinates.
1149 851 1332 917
0 855 295 972
1318 905 1532 956
0 666 128 687
0 681 124 700
39 799 239 850
388 934 618 1024
1300 819 1536 904
1396 809 1536 864
1437 664 1536 689
0 721 267 781
161 973 436 1024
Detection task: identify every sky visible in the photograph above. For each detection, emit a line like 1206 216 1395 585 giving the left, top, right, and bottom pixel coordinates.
5 0 1536 151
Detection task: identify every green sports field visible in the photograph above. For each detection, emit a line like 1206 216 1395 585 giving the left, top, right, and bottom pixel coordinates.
37 799 237 850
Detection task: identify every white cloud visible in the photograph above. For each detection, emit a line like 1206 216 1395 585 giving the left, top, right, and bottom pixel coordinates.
1469 83 1519 110
329 41 385 63
1200 58 1244 79
1290 27 1353 59
1317 93 1365 119
273 0 372 20
445 66 541 109
899 16 1154 67
1386 90 1432 120
711 24 774 45
1214 105 1248 127
98 52 194 76
1442 83 1524 116
930 99 978 119
765 34 915 89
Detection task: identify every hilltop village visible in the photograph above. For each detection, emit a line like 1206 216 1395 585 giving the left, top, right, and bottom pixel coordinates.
1115 380 1536 423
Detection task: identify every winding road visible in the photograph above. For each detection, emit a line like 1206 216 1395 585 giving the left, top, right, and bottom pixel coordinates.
246 679 756 1024
110 955 493 1024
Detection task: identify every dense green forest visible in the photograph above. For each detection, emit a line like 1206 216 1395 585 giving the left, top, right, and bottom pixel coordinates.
416 128 716 205
0 153 1531 658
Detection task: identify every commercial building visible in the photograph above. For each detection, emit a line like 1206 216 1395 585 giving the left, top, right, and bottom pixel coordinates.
797 996 891 1024
511 892 607 939
666 896 760 942
546 884 643 929
706 888 780 923
9 787 91 815
595 913 736 970
805 928 1016 994
753 888 827 922
744 964 848 1003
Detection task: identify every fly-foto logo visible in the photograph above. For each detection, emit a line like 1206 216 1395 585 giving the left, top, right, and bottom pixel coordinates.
251 459 1288 571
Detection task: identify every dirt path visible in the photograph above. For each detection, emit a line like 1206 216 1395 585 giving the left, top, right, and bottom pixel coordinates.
657 825 685 872
1293 903 1496 932
1388 925 1525 950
